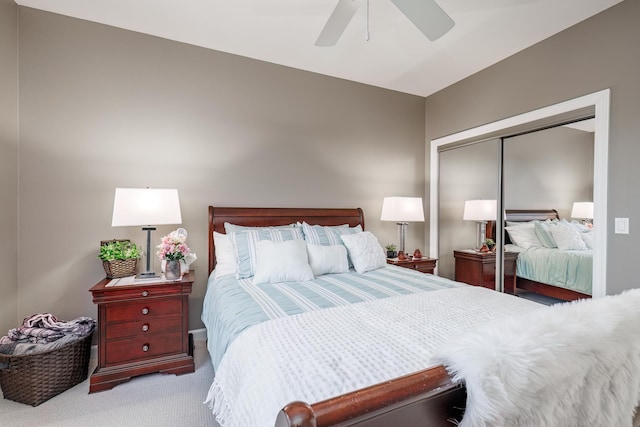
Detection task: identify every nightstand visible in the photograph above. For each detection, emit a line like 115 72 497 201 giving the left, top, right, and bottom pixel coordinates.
387 257 437 274
453 250 518 294
88 271 195 393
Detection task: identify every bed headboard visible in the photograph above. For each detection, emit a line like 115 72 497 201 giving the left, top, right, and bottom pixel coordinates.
208 206 365 274
491 209 559 244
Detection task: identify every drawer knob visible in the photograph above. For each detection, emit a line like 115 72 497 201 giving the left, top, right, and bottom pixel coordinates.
142 344 149 352
142 307 149 315
141 290 148 297
142 324 149 332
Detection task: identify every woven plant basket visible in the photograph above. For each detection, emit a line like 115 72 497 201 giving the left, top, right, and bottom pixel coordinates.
102 258 137 278
100 239 138 278
0 332 93 406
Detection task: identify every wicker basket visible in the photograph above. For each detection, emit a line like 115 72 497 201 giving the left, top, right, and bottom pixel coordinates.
0 332 93 406
100 239 138 278
102 258 137 278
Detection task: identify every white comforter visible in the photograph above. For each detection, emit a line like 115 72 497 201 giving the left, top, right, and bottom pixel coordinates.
206 286 540 427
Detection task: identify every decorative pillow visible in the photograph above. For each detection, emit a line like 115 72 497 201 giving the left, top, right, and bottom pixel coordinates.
534 220 557 248
301 222 360 246
570 220 591 233
340 231 386 274
549 223 588 251
505 223 542 249
213 231 237 278
252 239 314 284
224 222 300 234
306 243 349 276
581 231 594 250
230 228 305 279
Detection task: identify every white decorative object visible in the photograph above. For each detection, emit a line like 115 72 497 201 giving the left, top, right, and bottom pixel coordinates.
340 231 386 274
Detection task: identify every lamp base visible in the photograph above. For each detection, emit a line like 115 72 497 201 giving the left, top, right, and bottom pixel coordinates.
135 271 160 281
475 221 487 251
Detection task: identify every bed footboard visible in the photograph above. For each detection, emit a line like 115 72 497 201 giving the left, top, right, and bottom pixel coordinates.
275 365 465 427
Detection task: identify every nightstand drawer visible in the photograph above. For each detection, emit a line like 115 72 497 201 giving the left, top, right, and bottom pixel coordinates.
105 298 182 322
105 314 183 340
105 331 184 365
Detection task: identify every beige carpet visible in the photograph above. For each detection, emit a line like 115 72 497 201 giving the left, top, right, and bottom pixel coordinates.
0 339 217 427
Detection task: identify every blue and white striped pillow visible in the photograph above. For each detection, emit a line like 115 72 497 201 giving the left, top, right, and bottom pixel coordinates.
301 222 362 246
230 228 305 279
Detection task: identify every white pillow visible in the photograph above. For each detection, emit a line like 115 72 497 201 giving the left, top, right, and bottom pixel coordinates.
549 223 588 251
581 231 594 249
340 231 386 274
252 239 314 284
505 223 541 249
213 232 237 278
306 243 349 276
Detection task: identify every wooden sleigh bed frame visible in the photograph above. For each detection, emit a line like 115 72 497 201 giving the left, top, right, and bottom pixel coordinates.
497 209 591 302
208 206 467 427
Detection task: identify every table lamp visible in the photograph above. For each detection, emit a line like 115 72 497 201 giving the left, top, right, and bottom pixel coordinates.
463 199 497 251
111 187 182 279
571 201 594 224
380 197 425 254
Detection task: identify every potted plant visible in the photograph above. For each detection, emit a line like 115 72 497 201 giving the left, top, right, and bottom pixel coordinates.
484 238 496 251
385 243 397 258
98 239 141 278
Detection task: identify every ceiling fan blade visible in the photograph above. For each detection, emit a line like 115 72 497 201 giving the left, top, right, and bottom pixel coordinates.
315 0 360 47
389 0 454 41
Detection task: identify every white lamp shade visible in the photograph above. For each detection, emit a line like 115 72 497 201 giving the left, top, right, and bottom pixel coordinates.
380 197 425 222
111 188 182 226
463 200 497 221
571 202 594 219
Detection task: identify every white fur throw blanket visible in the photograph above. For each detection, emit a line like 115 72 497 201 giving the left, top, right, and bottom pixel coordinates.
434 289 640 427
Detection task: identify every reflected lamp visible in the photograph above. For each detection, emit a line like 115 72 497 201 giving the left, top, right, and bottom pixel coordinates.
571 202 594 224
463 199 497 251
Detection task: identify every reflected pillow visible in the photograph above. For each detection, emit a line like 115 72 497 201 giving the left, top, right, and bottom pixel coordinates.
549 223 588 251
252 239 314 284
306 243 349 276
534 220 557 248
213 231 237 278
340 231 386 274
581 231 594 249
505 223 541 249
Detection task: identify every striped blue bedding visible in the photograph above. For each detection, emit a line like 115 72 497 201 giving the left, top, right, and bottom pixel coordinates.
202 265 467 370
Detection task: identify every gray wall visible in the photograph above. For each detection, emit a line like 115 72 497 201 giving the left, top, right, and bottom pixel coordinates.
9 7 425 334
426 0 639 295
504 126 594 218
0 0 18 337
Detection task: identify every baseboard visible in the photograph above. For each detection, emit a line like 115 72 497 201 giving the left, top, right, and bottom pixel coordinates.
90 327 207 360
190 328 207 342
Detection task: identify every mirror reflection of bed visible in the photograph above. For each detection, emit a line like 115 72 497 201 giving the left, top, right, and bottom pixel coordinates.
494 209 592 303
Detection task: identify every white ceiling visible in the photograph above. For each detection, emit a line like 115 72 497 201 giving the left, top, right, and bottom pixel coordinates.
15 0 622 97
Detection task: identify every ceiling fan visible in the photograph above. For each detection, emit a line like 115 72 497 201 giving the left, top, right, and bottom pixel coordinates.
315 0 455 46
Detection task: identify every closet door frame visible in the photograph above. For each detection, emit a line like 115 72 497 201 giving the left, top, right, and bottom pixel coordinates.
428 89 609 297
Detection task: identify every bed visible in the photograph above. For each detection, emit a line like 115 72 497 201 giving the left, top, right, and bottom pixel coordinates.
202 206 634 427
500 209 592 301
